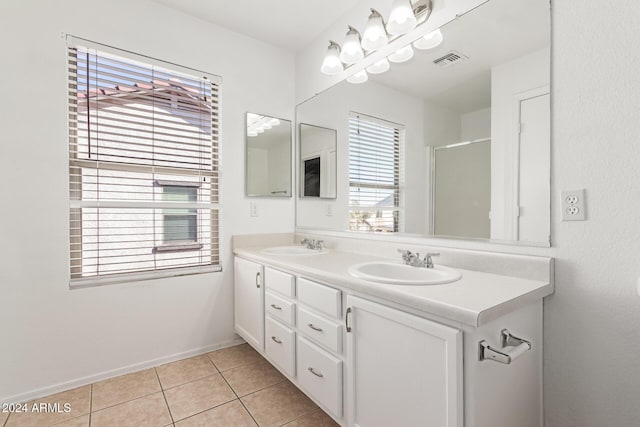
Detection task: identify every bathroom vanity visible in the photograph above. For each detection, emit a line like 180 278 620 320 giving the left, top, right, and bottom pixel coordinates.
233 235 553 427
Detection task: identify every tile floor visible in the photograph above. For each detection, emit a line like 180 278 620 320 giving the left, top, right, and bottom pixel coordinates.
2 343 339 427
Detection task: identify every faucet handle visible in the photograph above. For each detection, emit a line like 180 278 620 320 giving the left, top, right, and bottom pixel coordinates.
425 252 440 268
397 249 414 264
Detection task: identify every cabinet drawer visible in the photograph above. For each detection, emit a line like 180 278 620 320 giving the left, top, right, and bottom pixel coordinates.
297 336 342 418
265 292 296 326
265 267 295 297
298 306 342 353
297 278 341 318
265 316 296 377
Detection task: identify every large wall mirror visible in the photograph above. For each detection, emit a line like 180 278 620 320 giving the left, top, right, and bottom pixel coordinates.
296 0 551 245
246 113 292 197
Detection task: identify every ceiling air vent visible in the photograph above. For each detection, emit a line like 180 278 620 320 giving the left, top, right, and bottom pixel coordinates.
433 50 469 68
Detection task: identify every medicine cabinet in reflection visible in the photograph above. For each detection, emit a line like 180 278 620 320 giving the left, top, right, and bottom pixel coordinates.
299 123 337 199
245 112 292 197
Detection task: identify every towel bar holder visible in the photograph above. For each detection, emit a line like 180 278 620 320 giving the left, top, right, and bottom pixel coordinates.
479 329 531 364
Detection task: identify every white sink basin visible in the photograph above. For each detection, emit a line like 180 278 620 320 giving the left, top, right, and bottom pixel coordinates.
261 245 328 256
348 261 461 285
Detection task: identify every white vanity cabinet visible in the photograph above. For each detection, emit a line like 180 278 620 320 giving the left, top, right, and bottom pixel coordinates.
234 257 264 351
233 253 546 427
345 295 463 427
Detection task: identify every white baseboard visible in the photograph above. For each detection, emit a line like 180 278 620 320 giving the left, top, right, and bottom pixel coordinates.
1 337 246 405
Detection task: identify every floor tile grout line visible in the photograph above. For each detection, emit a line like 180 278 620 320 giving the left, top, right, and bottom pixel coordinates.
236 397 261 427
89 387 164 414
88 383 93 427
169 397 239 425
155 367 175 425
218 370 261 426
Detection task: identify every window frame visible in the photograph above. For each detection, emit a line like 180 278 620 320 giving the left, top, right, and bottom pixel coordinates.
66 35 222 288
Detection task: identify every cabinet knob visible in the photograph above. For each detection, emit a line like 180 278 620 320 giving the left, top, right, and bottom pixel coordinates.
255 271 261 288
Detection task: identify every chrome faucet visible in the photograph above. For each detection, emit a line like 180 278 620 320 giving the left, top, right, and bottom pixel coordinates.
301 238 324 250
398 249 440 268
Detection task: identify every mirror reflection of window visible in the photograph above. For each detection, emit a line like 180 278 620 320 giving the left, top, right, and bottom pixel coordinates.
348 113 404 233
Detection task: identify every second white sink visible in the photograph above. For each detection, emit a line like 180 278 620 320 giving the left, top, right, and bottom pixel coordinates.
349 261 461 285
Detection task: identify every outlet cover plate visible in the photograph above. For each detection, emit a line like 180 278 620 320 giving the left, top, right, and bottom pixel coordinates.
561 189 585 221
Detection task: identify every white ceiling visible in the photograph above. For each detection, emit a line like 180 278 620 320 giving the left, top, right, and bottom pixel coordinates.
152 0 360 51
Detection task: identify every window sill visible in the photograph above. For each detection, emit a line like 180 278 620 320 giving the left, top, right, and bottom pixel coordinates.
69 264 222 289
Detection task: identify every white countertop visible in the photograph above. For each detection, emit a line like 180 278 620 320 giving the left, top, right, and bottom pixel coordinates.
234 245 554 328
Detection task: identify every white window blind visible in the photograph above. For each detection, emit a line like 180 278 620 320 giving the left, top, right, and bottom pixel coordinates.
348 113 404 233
67 38 220 286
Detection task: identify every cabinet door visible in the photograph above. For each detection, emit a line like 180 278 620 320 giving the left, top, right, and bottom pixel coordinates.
346 296 462 427
234 257 264 351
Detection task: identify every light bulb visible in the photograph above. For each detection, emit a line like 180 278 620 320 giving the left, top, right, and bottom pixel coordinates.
346 69 368 84
247 130 258 137
413 29 443 50
262 122 272 130
387 0 417 36
256 127 264 134
362 9 388 51
388 45 414 63
339 26 364 64
366 57 390 74
320 41 344 75
269 118 280 127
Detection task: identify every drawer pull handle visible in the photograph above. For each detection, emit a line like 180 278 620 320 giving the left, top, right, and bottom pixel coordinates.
307 323 323 332
308 367 324 378
270 304 282 310
271 336 282 344
255 272 261 288
345 307 352 333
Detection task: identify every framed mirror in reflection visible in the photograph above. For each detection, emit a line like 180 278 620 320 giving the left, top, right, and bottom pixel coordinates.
295 0 550 245
246 113 292 197
299 124 337 199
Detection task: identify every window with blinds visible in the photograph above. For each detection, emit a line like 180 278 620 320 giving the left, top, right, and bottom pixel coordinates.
348 113 404 233
67 37 220 286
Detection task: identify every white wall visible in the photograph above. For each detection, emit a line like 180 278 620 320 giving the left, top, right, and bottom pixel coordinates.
423 100 462 147
296 79 426 234
460 108 491 141
545 1 640 425
0 0 295 403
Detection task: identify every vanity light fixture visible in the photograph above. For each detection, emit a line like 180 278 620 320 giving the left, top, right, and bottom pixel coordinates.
388 45 415 63
340 26 365 64
346 69 368 84
362 9 388 51
321 0 437 83
320 40 344 75
413 28 443 50
387 0 417 36
366 57 390 74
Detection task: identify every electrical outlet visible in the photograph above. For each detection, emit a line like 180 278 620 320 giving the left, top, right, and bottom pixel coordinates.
561 189 585 221
249 202 258 217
